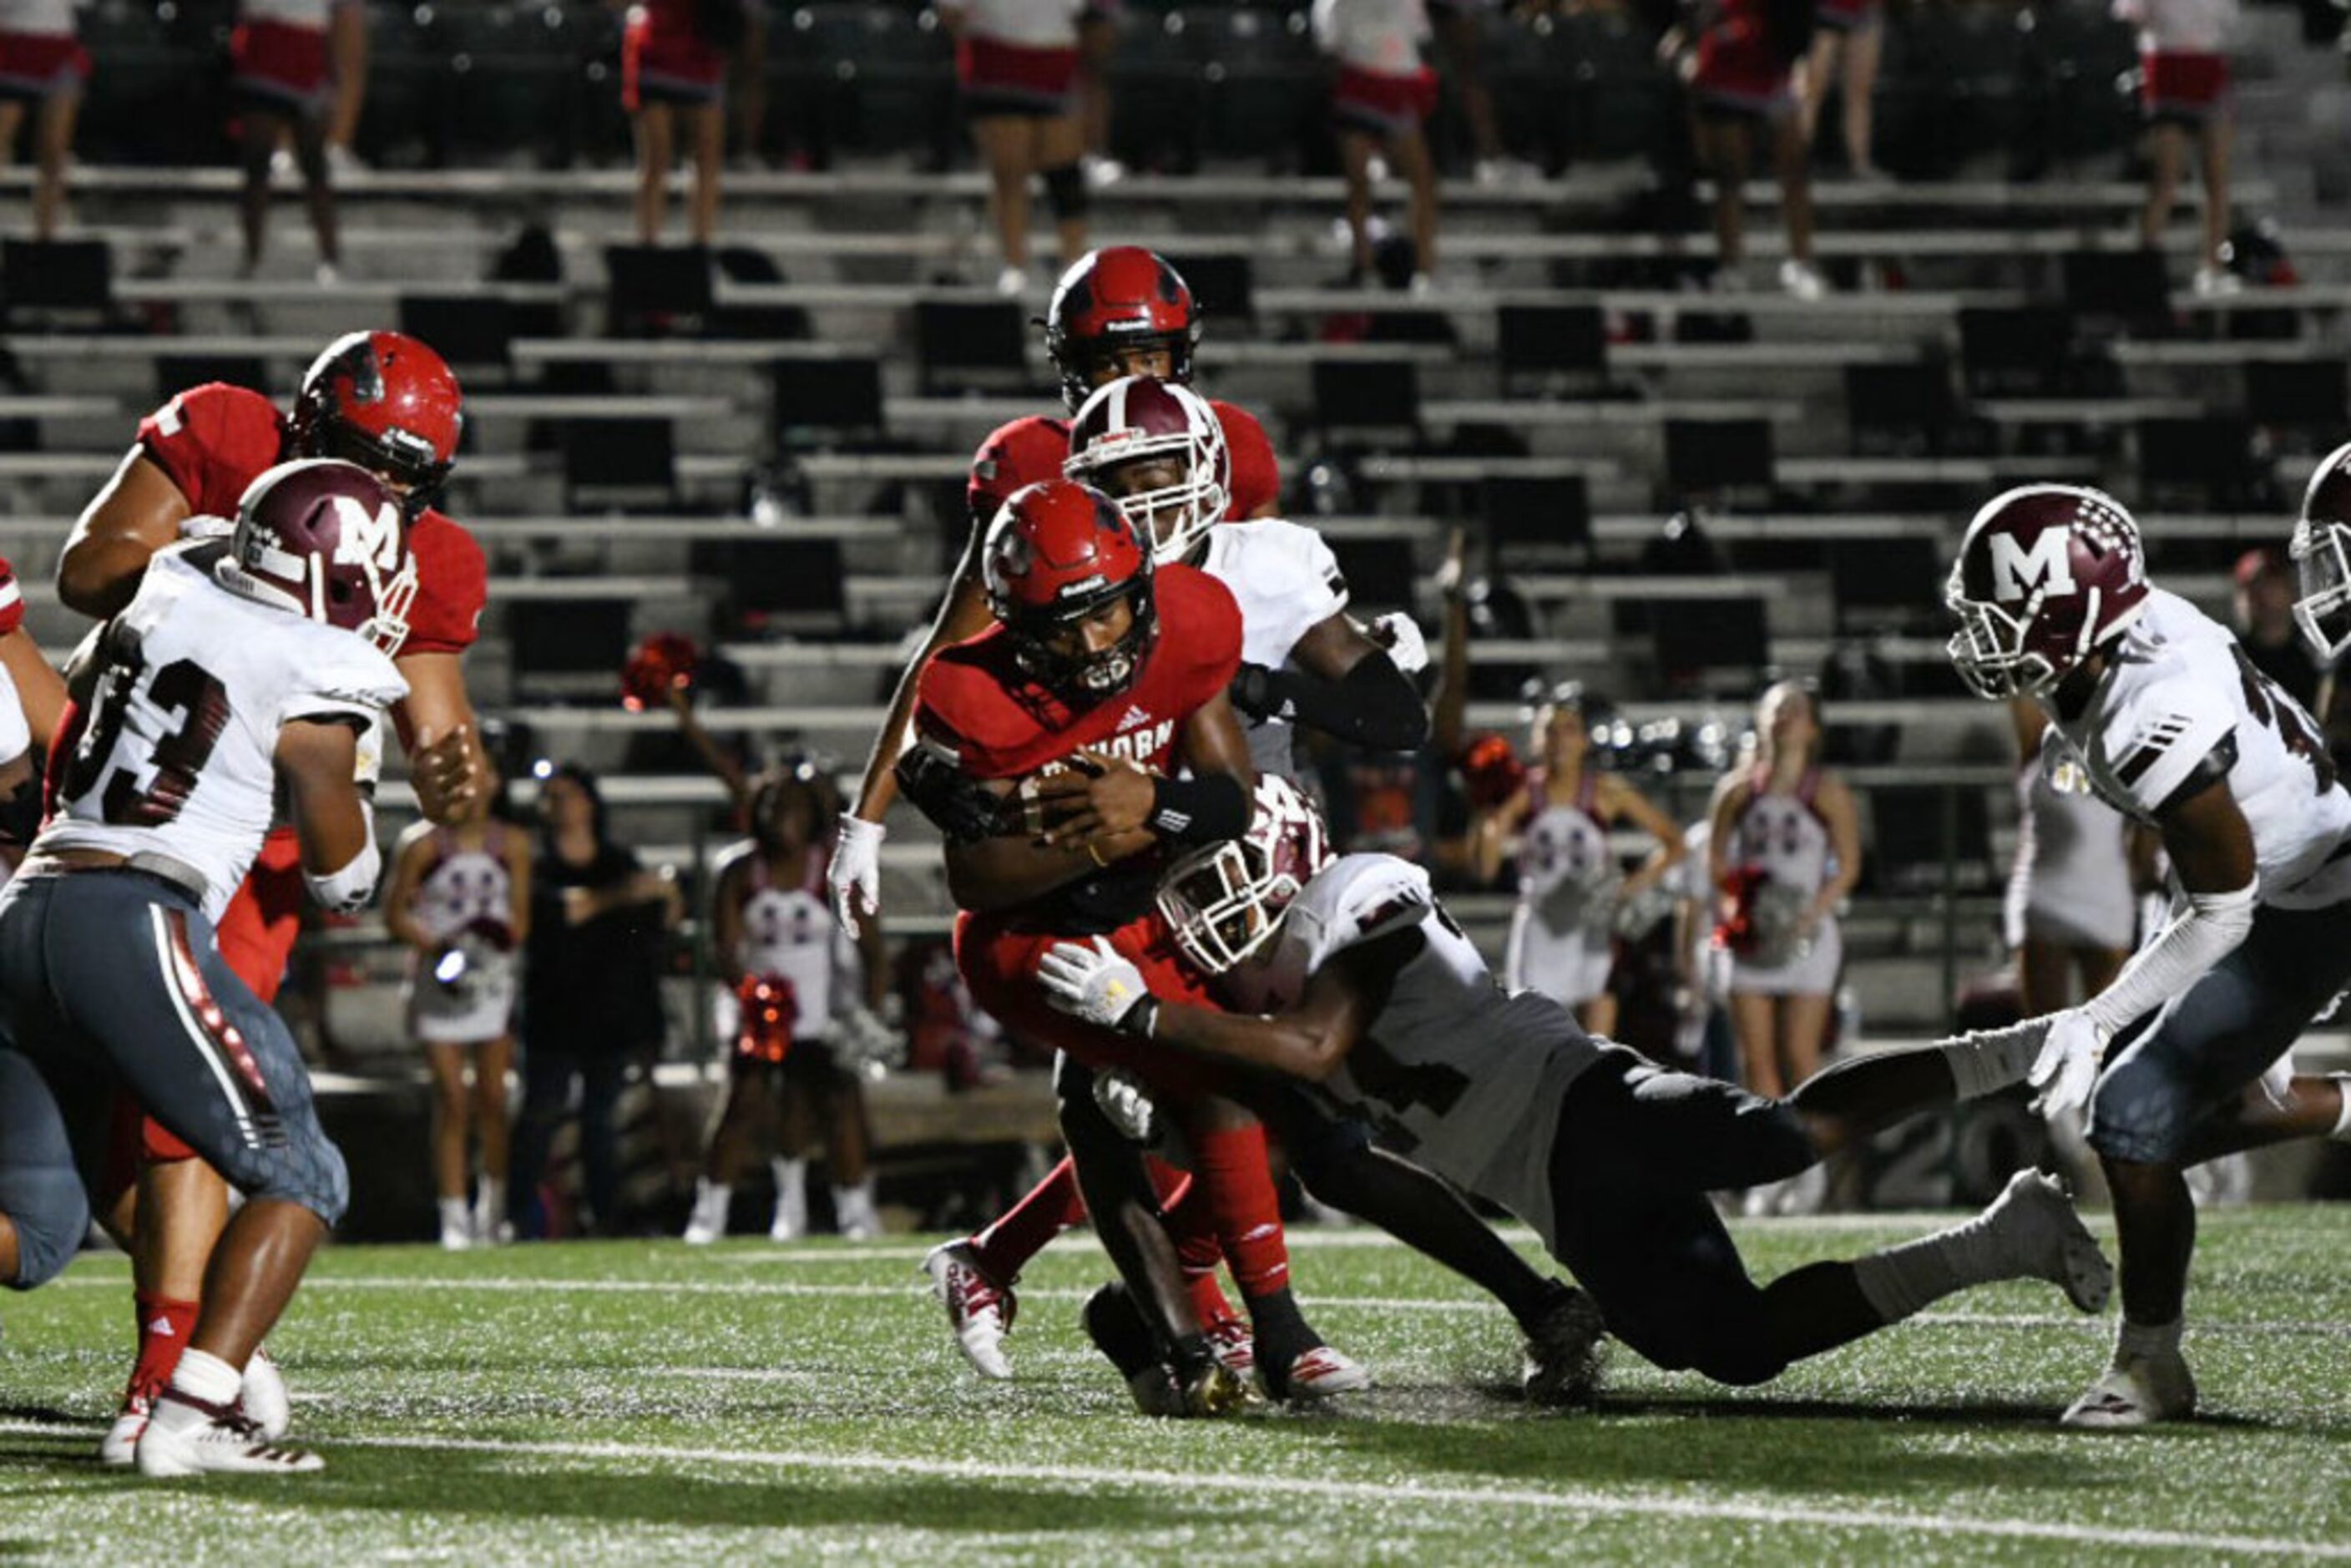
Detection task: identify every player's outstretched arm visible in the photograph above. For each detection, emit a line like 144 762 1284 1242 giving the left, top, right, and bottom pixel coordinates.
391 652 485 825
58 451 191 619
1232 611 1431 753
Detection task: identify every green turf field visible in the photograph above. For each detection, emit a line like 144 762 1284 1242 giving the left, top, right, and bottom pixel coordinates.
3 1207 2348 1564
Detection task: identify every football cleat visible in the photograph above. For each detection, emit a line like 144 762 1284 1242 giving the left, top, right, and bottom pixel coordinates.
1267 1343 1372 1402
1521 1285 1608 1408
97 1390 151 1468
134 1393 323 1477
923 1241 1017 1380
238 1348 292 1443
1203 1313 1256 1376
2061 1349 2197 1429
1984 1168 2114 1314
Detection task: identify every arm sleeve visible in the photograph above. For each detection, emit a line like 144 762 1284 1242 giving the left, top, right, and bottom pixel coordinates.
2081 879 2259 1035
1244 650 1430 752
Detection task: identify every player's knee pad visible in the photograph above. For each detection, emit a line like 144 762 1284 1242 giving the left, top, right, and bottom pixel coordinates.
1040 163 1089 221
2086 1054 2197 1166
0 1165 90 1290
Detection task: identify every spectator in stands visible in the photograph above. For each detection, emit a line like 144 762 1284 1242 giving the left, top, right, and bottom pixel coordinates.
620 0 736 245
0 0 87 240
230 0 341 281
1665 0 1825 297
940 0 1101 295
2233 544 2323 711
382 767 531 1252
1316 0 1443 292
2005 698 2141 1017
1428 0 1520 183
1706 682 1858 1104
1799 0 1880 178
2121 0 2239 294
681 764 887 1245
1076 2 1120 185
325 0 367 174
727 0 771 169
511 761 680 1237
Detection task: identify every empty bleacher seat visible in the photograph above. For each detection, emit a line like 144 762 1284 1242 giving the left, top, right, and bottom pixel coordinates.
2060 250 2172 325
400 296 516 377
1496 304 1607 387
1312 358 1421 442
1329 538 1420 614
773 356 887 451
692 537 849 635
508 598 635 680
1664 418 1774 495
1481 473 1593 563
1650 595 1769 697
915 301 1030 397
2246 360 2348 438
3 239 112 318
1845 362 1959 456
605 245 715 337
564 417 678 509
156 356 270 403
1868 782 1995 894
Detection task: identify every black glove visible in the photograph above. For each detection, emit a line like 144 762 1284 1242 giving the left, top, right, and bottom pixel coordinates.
894 741 1005 845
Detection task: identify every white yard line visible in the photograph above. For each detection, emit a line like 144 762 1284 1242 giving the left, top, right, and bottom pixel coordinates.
0 1420 2343 1559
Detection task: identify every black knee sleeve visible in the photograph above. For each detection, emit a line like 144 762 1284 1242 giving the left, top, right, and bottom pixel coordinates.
1041 163 1089 221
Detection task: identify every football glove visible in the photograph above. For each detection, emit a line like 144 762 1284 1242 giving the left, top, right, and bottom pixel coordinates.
828 814 886 938
893 740 1004 847
2029 1009 2106 1122
1038 936 1158 1037
1092 1067 1163 1147
830 1003 904 1074
1368 611 1429 675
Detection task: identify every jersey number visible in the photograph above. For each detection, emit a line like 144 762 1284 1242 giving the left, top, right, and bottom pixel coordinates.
62 651 233 828
2230 647 2337 796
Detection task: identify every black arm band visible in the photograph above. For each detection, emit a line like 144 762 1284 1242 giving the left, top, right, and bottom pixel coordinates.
1250 651 1431 752
1148 773 1250 846
2156 730 2239 818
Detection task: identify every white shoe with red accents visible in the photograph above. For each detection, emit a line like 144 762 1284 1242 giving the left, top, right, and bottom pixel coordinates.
134 1393 322 1476
922 1240 1017 1380
238 1348 291 1442
1269 1344 1371 1401
1204 1315 1256 1376
97 1389 152 1467
2061 1348 2197 1429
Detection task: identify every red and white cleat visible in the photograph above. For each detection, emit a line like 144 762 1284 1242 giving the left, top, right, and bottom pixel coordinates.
922 1240 1018 1381
97 1389 152 1468
1203 1314 1256 1376
1270 1344 1372 1401
134 1393 322 1477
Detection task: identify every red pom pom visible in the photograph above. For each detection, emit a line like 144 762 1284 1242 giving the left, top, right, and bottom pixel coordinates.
1459 733 1528 811
620 631 701 713
735 974 798 1065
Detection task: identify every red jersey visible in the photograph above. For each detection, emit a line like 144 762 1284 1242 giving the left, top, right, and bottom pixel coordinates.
914 563 1242 781
136 382 488 659
964 399 1281 526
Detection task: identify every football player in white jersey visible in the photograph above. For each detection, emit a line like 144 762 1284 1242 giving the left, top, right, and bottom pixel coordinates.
1039 780 2114 1402
1949 483 2351 1427
0 458 408 1474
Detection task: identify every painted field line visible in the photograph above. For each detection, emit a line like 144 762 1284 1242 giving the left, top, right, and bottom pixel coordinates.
43 1272 2348 1337
0 1420 2341 1559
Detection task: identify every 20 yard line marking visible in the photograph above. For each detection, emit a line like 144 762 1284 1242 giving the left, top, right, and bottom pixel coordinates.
0 1421 2342 1559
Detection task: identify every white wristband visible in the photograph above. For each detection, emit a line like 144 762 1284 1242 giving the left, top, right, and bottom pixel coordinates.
304 811 383 914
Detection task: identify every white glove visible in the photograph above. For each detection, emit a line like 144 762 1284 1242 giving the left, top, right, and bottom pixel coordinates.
829 815 885 939
1093 1067 1164 1147
2028 1009 2108 1123
1038 936 1155 1034
1368 611 1430 675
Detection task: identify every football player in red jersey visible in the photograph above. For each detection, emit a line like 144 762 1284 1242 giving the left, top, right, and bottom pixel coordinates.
831 246 1280 938
903 479 1363 1405
52 330 488 1463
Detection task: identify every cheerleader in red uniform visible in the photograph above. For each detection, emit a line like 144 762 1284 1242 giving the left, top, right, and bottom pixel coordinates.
1313 0 1443 290
0 0 87 239
2118 0 2239 294
620 0 734 244
1665 0 1823 297
230 0 341 280
1799 0 1882 179
938 0 1107 294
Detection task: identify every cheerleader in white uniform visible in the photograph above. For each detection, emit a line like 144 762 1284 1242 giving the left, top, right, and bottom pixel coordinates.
683 766 888 1244
2006 698 2144 1014
1477 686 1683 1035
383 778 531 1250
1706 682 1861 1098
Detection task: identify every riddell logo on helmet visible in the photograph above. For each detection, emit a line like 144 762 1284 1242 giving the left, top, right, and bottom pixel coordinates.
1056 573 1109 601
1987 529 2075 602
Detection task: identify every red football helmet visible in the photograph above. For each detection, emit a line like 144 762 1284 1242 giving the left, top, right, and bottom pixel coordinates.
292 331 463 516
1946 484 2149 700
1044 247 1201 413
1064 376 1231 565
980 479 1157 699
1158 776 1332 975
2290 440 2351 662
216 458 417 654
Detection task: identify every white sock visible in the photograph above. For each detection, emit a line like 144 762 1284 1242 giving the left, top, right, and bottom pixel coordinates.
475 1178 507 1224
164 1348 243 1410
834 1179 876 1222
2116 1316 2183 1362
1940 1025 2043 1101
1851 1211 2006 1323
2329 1075 2351 1142
694 1178 731 1217
438 1196 471 1232
771 1159 806 1201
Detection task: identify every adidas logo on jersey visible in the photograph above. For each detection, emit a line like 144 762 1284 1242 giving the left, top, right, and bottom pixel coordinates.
1117 705 1150 730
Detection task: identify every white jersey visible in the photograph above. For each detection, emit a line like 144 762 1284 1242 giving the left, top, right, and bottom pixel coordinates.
1505 771 1616 1004
1240 853 1602 1250
2005 756 2136 951
2047 588 2351 911
947 0 1090 48
1196 518 1350 780
41 548 406 923
1312 0 1428 74
0 1 76 38
726 843 848 1039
